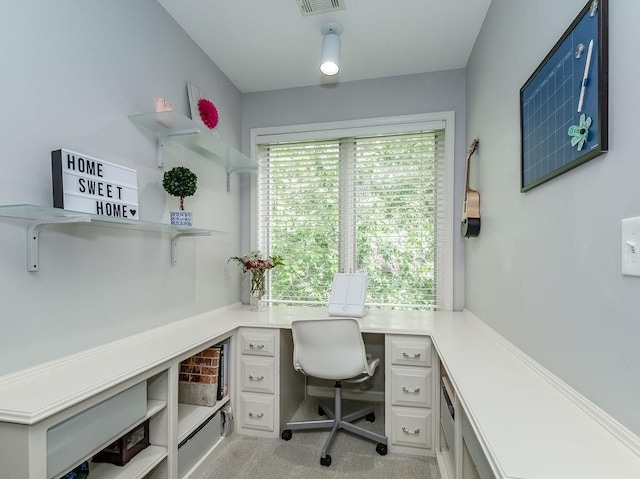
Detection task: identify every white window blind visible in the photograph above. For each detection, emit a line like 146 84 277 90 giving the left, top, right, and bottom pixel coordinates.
256 126 448 310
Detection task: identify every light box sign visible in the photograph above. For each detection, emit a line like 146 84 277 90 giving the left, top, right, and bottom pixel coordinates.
52 149 139 220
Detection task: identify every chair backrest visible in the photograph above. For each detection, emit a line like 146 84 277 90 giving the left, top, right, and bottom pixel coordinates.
291 318 369 380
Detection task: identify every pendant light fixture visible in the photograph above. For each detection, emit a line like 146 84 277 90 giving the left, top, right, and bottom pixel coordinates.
320 23 343 76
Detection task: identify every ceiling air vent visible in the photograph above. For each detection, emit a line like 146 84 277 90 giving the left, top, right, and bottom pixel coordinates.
297 0 345 16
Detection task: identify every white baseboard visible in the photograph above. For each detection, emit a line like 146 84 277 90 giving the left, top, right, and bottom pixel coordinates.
305 385 385 402
464 309 640 458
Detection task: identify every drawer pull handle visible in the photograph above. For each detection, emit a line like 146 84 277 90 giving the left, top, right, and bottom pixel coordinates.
248 411 264 418
402 386 421 394
249 375 265 381
249 343 265 350
402 427 421 435
402 352 421 359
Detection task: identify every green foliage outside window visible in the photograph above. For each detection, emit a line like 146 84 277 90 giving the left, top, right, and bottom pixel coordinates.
261 131 442 310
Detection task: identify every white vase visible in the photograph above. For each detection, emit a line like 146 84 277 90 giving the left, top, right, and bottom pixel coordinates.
170 211 193 226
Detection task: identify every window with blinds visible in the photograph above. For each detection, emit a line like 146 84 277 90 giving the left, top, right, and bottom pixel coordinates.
255 121 450 311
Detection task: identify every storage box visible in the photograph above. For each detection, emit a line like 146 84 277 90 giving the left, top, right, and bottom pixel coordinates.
178 347 221 407
93 420 149 466
178 410 222 477
47 382 147 478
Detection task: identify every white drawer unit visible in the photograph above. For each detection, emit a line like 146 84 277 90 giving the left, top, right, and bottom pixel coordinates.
240 393 275 432
236 328 282 437
391 366 432 408
391 407 432 449
239 329 276 357
240 357 275 394
390 337 433 367
386 334 435 456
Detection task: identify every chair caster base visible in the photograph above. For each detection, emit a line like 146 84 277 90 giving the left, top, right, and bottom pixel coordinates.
366 412 375 422
281 429 292 441
320 454 332 466
376 443 388 456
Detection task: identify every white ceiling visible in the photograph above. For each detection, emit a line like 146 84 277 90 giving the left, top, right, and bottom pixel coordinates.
157 0 492 93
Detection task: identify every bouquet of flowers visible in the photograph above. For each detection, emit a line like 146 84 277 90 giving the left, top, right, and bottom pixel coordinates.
229 251 283 310
229 251 284 273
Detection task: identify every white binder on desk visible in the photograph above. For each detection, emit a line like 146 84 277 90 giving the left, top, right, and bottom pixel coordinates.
328 273 367 317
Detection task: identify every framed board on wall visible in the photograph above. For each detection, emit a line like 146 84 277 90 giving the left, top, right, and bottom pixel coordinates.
520 0 608 192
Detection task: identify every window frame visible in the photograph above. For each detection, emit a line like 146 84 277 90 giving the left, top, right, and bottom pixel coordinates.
250 111 455 311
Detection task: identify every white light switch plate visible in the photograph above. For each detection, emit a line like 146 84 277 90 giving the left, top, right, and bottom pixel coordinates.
621 217 640 276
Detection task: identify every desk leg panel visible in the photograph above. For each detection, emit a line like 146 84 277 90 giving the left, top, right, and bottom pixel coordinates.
278 329 305 432
0 422 40 478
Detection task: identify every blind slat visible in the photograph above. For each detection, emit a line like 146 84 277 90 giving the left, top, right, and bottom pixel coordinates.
258 130 446 310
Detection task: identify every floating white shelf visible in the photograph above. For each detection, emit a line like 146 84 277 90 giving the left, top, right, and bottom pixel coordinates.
129 111 258 191
0 204 223 271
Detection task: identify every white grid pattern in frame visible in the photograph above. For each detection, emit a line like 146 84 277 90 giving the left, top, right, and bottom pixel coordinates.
522 46 576 186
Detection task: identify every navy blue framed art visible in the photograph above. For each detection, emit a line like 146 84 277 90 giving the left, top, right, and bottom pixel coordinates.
520 0 608 192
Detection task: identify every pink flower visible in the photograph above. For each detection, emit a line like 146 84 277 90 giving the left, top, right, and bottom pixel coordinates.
230 251 284 273
198 98 219 129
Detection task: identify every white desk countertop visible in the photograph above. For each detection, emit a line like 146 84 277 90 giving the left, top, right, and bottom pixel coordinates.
0 304 638 478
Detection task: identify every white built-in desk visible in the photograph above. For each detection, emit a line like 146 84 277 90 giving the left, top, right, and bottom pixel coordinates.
0 305 639 478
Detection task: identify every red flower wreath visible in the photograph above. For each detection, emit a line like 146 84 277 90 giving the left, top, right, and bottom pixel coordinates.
197 98 219 129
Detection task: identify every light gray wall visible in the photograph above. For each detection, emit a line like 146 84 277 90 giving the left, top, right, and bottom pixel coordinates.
241 70 468 311
0 1 243 375
466 0 640 436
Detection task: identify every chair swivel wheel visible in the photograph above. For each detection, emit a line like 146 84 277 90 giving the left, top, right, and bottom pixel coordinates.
281 429 292 441
320 454 332 466
318 406 326 416
366 412 375 422
376 443 388 456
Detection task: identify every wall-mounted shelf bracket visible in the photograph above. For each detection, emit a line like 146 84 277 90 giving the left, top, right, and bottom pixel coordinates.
129 111 259 192
171 231 212 265
157 128 200 168
27 215 91 271
226 167 257 192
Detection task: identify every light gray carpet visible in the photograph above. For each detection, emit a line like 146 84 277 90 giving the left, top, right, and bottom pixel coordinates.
201 396 441 479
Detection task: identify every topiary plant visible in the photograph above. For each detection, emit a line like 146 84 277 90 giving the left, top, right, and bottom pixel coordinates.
162 166 198 211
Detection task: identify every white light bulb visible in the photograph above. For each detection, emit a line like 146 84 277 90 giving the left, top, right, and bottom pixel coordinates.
320 61 339 76
320 24 342 77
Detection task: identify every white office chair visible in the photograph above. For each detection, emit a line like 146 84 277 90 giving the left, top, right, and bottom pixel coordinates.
281 318 388 466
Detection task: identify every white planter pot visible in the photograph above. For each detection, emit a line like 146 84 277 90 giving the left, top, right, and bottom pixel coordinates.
170 211 193 226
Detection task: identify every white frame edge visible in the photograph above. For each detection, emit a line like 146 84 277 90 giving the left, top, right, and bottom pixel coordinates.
250 111 456 311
